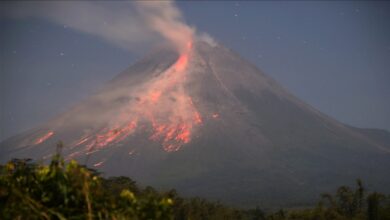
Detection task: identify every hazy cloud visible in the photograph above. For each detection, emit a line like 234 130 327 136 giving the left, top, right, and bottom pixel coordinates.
1 1 195 53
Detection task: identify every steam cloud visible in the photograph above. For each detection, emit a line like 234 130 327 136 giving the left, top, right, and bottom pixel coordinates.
2 1 195 53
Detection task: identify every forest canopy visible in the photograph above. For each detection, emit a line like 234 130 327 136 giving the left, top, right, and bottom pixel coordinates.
1 143 390 220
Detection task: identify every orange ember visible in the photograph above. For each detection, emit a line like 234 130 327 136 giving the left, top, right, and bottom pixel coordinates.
34 131 54 145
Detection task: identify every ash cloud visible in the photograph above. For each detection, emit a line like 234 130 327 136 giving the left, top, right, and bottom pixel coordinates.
1 1 195 53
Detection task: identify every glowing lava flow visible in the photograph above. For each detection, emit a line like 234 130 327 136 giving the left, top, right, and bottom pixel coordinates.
69 40 201 156
34 131 54 145
175 53 189 72
143 41 202 152
174 41 191 72
77 120 138 153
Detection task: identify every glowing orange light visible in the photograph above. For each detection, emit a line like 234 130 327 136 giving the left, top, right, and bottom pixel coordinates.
164 127 177 142
93 120 138 148
175 126 191 143
173 40 192 72
34 131 54 145
174 54 188 72
70 39 203 154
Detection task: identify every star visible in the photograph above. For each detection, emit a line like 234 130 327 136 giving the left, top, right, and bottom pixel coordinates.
60 52 65 56
234 13 238 17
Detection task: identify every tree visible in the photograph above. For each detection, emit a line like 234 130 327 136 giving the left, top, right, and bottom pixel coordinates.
367 192 384 220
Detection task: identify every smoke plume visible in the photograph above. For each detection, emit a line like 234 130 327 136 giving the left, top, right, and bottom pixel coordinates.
1 1 195 53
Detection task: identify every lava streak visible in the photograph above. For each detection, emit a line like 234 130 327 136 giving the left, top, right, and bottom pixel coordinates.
142 41 202 151
34 131 54 145
70 40 202 155
174 41 192 72
174 54 188 72
81 120 138 153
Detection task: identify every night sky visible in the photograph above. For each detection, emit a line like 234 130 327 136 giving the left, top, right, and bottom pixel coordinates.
1 1 389 141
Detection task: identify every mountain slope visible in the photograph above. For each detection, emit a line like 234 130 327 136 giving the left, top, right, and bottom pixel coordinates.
1 41 389 207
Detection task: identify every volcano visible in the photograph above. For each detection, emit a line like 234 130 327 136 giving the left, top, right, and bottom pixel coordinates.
1 40 390 207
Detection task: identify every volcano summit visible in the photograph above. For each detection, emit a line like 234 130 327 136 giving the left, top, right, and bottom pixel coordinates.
1 40 390 207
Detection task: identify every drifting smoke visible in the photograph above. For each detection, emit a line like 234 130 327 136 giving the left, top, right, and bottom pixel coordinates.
1 1 194 53
135 2 195 53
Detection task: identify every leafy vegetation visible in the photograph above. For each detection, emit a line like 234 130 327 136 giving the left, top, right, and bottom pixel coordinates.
1 143 390 219
0 143 173 220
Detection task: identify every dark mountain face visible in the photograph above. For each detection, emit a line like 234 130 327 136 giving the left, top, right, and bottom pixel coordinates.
1 41 389 207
